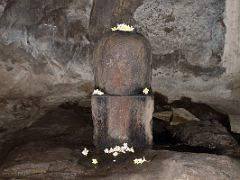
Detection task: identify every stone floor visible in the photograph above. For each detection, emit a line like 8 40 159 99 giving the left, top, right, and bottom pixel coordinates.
0 104 239 179
1 143 240 179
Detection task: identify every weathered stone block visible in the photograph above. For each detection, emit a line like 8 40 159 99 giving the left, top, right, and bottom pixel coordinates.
229 115 240 134
91 95 154 149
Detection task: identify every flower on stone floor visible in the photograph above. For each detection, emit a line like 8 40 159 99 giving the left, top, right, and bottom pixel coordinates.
104 148 110 154
111 24 134 32
143 88 149 95
113 152 119 157
109 147 114 153
133 159 140 164
103 143 135 155
82 147 89 156
114 146 121 152
129 147 134 153
92 89 104 95
133 156 149 165
92 158 98 164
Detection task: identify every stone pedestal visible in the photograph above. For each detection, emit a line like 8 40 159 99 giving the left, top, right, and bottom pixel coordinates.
92 95 154 149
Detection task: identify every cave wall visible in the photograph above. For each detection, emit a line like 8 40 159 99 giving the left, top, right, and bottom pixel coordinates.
0 0 240 133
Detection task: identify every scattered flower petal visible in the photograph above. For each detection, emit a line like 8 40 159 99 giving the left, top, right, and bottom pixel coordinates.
92 159 98 164
113 152 119 157
133 159 139 164
114 146 121 152
129 147 135 153
109 147 114 153
82 148 89 156
133 156 150 165
104 148 109 154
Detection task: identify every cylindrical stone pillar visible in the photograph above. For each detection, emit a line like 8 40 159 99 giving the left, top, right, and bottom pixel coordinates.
93 31 152 95
92 31 153 149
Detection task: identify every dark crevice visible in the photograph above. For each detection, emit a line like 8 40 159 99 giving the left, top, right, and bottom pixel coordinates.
152 96 240 158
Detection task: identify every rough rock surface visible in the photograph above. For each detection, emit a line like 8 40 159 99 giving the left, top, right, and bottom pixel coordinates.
0 105 93 163
168 120 240 154
133 0 239 115
229 115 240 134
0 0 94 138
0 0 94 100
170 108 200 125
1 146 240 180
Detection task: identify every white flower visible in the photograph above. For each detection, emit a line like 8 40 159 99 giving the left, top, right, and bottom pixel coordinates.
104 143 134 158
113 159 116 162
114 146 121 152
133 159 139 164
143 88 149 95
111 24 134 32
109 147 114 153
82 148 89 156
121 143 134 153
120 148 126 153
104 148 109 154
92 159 98 164
133 156 150 165
129 147 135 153
113 152 119 157
92 89 104 95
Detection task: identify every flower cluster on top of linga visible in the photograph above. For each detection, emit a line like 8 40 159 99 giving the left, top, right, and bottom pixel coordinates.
92 89 104 95
111 24 134 32
104 143 134 157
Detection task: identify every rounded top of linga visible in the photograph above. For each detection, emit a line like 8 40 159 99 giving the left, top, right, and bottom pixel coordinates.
93 27 152 95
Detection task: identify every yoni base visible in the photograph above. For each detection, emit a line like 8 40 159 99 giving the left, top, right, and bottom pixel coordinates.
91 95 154 149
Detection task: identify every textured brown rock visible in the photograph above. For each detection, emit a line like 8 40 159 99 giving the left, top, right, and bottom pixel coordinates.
1 145 240 180
0 105 93 164
93 31 152 95
170 108 200 126
168 120 239 153
229 115 240 134
153 111 172 122
92 95 153 148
